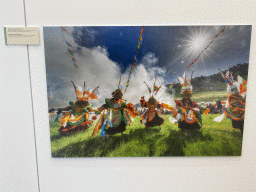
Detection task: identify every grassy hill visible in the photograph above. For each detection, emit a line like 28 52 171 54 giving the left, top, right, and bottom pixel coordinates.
168 63 249 93
175 90 229 103
50 114 243 157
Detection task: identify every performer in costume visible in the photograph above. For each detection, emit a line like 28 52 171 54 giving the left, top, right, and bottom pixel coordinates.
199 102 211 115
224 89 245 134
58 81 100 135
90 83 137 137
48 109 55 117
215 68 247 134
171 69 202 131
140 79 175 130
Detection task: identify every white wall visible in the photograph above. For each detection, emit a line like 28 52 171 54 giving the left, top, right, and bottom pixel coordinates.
1 0 256 191
0 1 39 191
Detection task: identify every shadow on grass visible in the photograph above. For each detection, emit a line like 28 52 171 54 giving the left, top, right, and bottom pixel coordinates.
162 129 214 156
50 129 90 142
52 126 230 157
52 136 105 157
50 130 80 142
128 127 165 156
52 127 166 157
216 128 243 139
219 140 241 156
230 129 243 138
187 128 242 156
50 134 64 142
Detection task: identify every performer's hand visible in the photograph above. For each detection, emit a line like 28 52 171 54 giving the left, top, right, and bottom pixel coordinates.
127 103 138 116
92 116 97 120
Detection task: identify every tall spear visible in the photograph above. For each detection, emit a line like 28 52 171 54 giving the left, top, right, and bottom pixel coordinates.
190 69 194 83
61 26 78 69
173 72 182 85
157 81 175 100
218 68 225 78
124 26 145 93
184 64 187 79
153 76 157 95
144 81 152 96
156 81 166 96
118 75 122 89
185 25 228 71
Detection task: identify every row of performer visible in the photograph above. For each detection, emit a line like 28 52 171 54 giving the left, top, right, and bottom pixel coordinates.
51 71 246 138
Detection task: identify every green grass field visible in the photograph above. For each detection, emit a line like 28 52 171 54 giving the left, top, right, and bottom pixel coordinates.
175 90 228 103
50 114 243 157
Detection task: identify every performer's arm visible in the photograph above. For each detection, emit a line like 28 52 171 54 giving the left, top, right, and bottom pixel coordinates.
191 101 200 115
160 103 175 111
126 103 138 117
95 104 109 115
62 106 71 111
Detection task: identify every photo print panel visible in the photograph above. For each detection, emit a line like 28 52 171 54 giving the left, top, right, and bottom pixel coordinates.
44 25 252 157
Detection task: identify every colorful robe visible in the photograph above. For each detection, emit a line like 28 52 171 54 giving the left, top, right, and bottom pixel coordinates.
140 102 174 128
223 94 245 133
90 98 137 136
172 99 201 131
58 101 95 135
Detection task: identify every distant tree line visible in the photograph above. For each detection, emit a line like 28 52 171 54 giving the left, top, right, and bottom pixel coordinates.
167 63 249 93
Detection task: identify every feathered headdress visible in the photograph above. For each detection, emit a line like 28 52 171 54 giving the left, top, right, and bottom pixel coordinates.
218 68 238 93
235 75 247 97
218 68 247 96
174 67 194 96
112 75 124 97
71 81 101 101
144 76 164 96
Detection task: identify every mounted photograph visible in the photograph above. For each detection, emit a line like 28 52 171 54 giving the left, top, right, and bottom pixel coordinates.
44 25 252 157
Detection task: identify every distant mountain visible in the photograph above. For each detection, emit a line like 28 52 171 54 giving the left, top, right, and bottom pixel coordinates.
167 63 249 93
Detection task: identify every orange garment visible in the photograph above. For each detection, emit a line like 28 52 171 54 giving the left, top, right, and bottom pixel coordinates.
161 103 175 111
203 108 210 115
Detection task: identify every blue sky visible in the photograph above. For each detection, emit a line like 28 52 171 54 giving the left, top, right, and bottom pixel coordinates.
44 25 252 108
71 25 251 77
